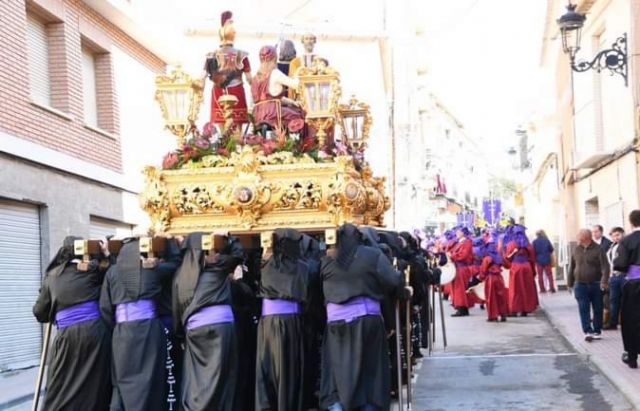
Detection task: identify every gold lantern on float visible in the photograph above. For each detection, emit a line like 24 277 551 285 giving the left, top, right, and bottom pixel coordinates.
155 66 204 146
338 95 372 151
297 58 341 149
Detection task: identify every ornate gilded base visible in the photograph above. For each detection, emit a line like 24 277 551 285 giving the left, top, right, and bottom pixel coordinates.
140 146 390 234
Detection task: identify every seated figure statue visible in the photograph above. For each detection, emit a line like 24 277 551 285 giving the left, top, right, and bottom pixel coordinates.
251 45 305 134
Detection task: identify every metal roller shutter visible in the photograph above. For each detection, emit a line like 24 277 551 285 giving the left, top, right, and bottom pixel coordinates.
26 14 51 107
0 200 42 371
89 217 133 239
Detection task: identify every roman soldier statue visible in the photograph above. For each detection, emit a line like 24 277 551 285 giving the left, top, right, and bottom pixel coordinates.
203 11 252 127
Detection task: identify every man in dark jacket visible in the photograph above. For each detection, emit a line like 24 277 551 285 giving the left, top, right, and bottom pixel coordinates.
592 224 613 252
532 230 555 293
568 229 610 342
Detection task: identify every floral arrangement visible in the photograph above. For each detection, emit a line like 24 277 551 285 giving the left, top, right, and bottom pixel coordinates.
161 120 365 170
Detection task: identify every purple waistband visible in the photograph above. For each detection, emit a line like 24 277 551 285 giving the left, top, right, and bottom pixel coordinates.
326 297 381 323
262 299 300 316
186 305 234 330
55 300 100 330
115 299 157 323
627 265 640 280
512 256 529 263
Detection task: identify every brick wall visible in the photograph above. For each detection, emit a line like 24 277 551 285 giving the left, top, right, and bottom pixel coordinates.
0 0 165 172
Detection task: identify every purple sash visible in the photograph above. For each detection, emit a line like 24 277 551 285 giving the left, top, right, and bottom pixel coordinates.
326 297 381 323
262 299 300 316
512 255 529 264
55 300 100 330
627 265 640 280
115 299 157 323
186 305 234 331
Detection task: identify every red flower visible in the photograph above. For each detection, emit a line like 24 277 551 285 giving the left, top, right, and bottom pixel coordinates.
245 134 264 146
216 147 230 157
298 136 316 153
162 152 179 169
288 118 305 133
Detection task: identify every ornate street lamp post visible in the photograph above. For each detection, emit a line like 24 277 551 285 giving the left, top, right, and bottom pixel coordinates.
155 66 204 146
337 95 372 151
557 3 628 86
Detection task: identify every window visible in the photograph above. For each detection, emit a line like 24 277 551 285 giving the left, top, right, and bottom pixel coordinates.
89 216 133 239
82 46 99 127
26 14 50 106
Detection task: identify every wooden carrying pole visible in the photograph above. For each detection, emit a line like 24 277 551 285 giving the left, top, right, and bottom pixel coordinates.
31 322 52 411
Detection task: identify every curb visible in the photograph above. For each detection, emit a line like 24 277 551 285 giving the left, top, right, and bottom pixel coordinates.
539 299 640 411
0 392 40 411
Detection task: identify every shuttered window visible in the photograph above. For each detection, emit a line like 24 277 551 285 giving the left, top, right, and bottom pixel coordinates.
0 200 42 370
26 14 50 106
82 46 99 127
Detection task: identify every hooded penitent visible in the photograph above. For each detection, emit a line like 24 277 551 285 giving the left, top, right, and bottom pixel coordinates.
46 235 82 277
336 223 363 270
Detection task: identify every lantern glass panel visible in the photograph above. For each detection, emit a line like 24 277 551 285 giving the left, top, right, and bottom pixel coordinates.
319 81 331 111
162 89 190 124
304 83 318 112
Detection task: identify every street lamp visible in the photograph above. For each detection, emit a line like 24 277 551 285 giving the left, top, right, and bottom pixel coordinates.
155 66 204 146
337 95 372 151
557 3 628 86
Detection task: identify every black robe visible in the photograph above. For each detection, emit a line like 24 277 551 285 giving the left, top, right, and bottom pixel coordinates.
174 236 243 411
320 245 403 411
33 261 112 411
100 239 179 411
255 238 311 411
614 231 640 359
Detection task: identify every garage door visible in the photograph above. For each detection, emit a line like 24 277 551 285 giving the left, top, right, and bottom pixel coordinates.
0 200 42 370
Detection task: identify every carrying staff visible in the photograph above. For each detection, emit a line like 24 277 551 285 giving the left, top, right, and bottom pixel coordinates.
100 236 181 411
173 232 244 411
319 224 406 411
32 237 112 411
255 229 311 411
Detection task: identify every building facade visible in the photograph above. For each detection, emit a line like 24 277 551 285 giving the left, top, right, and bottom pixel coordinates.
0 0 172 370
525 0 640 272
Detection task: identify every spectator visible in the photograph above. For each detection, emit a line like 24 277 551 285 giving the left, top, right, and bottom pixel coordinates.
532 230 556 293
568 229 610 342
592 224 613 252
613 210 640 369
604 227 625 330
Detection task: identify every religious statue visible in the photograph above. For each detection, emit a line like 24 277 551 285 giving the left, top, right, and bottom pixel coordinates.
203 11 252 127
289 33 318 77
277 39 297 98
251 45 305 135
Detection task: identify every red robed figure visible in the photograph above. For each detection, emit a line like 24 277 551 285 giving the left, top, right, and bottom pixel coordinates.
450 238 475 310
504 241 538 314
479 255 509 321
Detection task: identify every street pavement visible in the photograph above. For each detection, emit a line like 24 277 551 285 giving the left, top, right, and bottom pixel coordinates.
412 292 635 411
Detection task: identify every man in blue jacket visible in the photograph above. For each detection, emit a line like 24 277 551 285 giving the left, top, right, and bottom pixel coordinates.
532 230 555 293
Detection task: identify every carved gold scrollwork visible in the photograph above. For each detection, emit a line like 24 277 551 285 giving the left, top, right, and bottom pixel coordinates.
172 184 221 214
276 181 322 210
140 166 170 232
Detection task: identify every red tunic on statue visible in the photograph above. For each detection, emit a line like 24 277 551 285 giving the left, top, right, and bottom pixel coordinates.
479 256 509 320
251 71 305 130
204 46 251 125
504 242 538 314
450 238 475 309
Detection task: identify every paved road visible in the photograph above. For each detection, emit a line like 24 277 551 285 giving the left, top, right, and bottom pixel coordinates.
412 300 634 411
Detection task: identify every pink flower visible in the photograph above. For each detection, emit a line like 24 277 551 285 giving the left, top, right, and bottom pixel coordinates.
288 118 305 133
201 122 214 138
333 140 349 156
245 135 264 146
261 140 277 156
162 152 179 169
193 139 210 149
318 150 329 159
